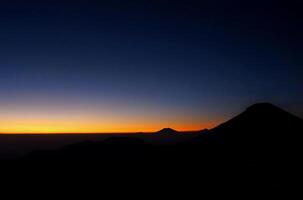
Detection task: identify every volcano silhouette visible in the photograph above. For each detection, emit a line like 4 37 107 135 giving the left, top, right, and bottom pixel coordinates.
156 128 179 135
210 103 303 145
190 102 303 167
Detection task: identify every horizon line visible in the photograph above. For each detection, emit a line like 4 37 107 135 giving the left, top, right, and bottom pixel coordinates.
0 129 205 135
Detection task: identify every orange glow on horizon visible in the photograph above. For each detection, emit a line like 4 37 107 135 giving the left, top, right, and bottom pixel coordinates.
0 124 215 134
0 102 219 134
0 119 216 134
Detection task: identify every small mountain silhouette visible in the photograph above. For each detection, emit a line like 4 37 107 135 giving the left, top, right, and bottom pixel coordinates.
156 128 179 135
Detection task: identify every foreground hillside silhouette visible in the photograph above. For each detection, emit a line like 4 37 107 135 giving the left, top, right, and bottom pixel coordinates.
2 103 302 193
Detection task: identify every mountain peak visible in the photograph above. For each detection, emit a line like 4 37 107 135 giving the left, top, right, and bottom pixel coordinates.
157 128 178 134
244 103 303 121
212 102 303 140
246 102 279 112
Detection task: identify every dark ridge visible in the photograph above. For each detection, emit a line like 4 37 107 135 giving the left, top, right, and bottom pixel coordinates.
198 129 209 134
25 136 149 161
102 136 147 146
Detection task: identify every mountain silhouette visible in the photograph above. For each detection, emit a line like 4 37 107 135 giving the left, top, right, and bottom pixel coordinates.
156 128 179 135
210 103 303 146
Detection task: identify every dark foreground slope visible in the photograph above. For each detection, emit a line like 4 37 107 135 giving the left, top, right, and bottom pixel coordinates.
3 103 303 194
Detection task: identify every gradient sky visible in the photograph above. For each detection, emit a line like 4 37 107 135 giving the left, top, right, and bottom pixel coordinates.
0 0 302 133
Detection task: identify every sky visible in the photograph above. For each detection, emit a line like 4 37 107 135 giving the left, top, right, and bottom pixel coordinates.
0 0 302 133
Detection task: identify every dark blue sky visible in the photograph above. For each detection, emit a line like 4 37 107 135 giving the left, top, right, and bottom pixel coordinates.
0 0 302 132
